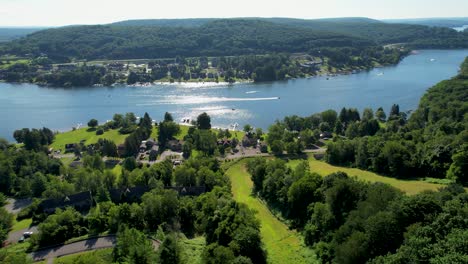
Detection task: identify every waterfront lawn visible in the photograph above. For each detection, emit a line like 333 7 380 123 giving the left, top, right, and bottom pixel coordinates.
0 59 30 69
50 128 127 151
151 124 245 141
51 123 244 154
226 160 316 264
287 155 445 195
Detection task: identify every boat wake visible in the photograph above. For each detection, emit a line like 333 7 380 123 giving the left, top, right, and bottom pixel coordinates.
137 96 280 105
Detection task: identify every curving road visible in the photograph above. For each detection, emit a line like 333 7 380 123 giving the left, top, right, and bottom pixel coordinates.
31 235 160 262
7 226 38 244
4 198 32 215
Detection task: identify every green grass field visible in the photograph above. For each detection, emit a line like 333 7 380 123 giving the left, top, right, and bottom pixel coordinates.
11 218 32 232
50 128 128 152
52 124 244 153
180 236 205 264
226 160 316 264
159 124 245 141
0 59 29 69
287 155 445 195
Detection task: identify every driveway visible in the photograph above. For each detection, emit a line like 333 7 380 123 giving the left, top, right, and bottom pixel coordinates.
7 225 38 244
4 198 32 215
32 236 117 261
222 146 326 160
223 147 270 160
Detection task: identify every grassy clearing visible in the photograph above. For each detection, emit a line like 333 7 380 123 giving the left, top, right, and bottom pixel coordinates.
51 123 244 153
226 160 316 264
4 240 31 254
180 236 205 264
11 218 32 232
54 248 113 264
154 124 245 141
0 59 29 69
50 128 127 152
287 155 445 195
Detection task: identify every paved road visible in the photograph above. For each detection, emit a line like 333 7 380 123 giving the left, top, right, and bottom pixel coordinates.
223 147 270 160
32 236 117 261
4 198 32 215
7 225 38 243
222 146 326 160
31 235 160 262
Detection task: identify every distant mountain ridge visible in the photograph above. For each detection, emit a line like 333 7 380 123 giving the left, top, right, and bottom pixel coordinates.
383 17 468 28
0 27 47 42
110 17 382 27
110 18 217 27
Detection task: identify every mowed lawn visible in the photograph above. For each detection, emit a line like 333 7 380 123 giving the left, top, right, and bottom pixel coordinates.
50 128 128 151
288 155 444 195
226 160 316 264
11 218 32 232
51 123 245 152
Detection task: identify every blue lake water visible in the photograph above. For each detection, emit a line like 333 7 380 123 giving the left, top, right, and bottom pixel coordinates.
453 25 468 32
0 49 467 141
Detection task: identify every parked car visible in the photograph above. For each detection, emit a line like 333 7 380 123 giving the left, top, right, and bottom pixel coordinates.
18 236 25 243
23 231 33 238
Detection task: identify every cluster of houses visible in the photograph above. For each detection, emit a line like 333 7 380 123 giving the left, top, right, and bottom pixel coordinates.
138 139 159 155
50 60 249 82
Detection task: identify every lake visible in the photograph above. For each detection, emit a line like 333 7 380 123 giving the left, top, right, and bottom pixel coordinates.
453 25 468 32
1 49 467 141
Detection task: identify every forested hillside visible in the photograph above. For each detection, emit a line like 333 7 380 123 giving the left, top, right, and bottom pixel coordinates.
0 28 45 42
111 18 217 27
113 17 468 45
244 57 468 264
0 20 372 61
384 17 468 28
324 57 468 184
266 17 468 47
1 18 467 61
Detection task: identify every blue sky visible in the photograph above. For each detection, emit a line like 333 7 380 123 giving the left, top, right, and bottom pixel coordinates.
1 0 467 26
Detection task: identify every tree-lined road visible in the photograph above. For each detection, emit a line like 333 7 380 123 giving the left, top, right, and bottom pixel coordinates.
31 235 160 262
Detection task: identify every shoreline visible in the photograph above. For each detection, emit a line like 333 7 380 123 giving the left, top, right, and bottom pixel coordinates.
0 58 405 88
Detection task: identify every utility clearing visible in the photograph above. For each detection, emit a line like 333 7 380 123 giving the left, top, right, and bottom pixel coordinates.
226 160 316 264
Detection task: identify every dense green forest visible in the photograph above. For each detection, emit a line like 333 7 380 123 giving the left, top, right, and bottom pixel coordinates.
0 112 265 263
324 57 468 183
0 20 373 61
238 57 468 263
383 17 468 28
246 159 468 263
263 17 468 47
1 18 467 61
